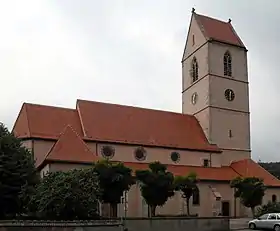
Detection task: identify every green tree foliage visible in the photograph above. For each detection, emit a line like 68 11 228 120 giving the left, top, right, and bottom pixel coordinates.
29 168 100 220
174 172 198 216
256 201 280 217
93 159 135 217
230 176 266 217
135 161 175 217
0 123 39 219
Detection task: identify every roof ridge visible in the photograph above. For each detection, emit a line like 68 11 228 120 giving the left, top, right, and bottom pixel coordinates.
24 102 75 111
195 13 228 24
77 99 192 118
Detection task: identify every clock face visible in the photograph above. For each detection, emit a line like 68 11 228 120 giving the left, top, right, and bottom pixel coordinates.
191 92 198 105
225 89 235 101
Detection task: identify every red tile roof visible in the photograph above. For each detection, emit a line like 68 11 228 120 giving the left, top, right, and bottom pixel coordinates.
194 13 245 48
42 125 98 166
77 100 219 151
125 162 239 181
13 101 220 152
230 159 280 187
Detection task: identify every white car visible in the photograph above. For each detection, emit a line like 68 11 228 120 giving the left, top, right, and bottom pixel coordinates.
249 213 280 230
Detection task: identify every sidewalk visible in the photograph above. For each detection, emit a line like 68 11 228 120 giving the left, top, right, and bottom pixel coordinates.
230 218 251 230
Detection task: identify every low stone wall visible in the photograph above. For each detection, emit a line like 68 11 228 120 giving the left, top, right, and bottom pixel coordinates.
0 217 230 231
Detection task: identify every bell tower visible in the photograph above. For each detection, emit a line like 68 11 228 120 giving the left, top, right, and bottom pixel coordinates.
182 9 251 165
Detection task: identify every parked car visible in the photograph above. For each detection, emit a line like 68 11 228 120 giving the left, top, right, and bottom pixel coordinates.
249 213 280 230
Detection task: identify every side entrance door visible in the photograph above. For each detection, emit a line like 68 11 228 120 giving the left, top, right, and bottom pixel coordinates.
221 201 230 216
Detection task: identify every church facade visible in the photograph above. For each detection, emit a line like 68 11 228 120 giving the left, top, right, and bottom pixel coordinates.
12 9 280 217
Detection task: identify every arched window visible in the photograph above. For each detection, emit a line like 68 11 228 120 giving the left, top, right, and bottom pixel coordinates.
191 57 198 82
224 51 232 77
192 186 200 205
272 194 277 203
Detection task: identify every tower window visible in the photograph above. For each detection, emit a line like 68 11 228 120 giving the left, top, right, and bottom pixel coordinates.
224 51 232 76
203 159 209 167
192 34 195 46
229 129 233 138
191 57 198 82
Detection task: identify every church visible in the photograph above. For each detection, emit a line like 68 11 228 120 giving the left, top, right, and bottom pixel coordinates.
12 9 280 217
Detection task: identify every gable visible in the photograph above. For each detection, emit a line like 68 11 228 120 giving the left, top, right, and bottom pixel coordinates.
42 125 98 166
12 103 30 138
182 13 207 61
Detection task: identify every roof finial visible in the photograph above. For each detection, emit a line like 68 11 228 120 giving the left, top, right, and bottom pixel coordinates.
192 8 195 13
228 18 231 23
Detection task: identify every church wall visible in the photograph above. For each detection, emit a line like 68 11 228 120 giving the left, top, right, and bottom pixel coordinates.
33 140 55 166
210 108 250 151
87 142 222 167
263 188 280 205
42 162 280 218
24 139 222 168
208 42 248 82
182 75 210 115
221 150 251 166
21 140 32 151
209 75 249 112
182 44 209 94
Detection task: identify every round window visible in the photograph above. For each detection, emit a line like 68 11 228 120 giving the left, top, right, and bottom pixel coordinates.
101 145 115 159
134 147 147 161
171 152 180 162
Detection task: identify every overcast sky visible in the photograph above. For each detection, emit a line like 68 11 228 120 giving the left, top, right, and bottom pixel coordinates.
0 0 279 162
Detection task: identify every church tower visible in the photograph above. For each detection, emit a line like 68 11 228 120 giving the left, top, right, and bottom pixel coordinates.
182 9 251 165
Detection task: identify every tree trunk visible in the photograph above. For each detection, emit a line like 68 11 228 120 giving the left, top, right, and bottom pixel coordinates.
250 207 255 218
186 199 190 216
150 205 156 217
110 203 118 218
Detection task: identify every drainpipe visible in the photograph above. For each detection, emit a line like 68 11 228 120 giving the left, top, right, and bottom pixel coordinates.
96 142 98 157
234 188 237 218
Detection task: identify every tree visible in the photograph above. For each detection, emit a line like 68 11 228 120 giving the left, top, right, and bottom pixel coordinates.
29 168 100 220
174 172 198 216
256 201 280 217
230 176 266 217
135 161 175 217
93 159 135 217
0 123 39 219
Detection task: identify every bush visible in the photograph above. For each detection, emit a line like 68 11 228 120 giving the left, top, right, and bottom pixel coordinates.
256 201 280 217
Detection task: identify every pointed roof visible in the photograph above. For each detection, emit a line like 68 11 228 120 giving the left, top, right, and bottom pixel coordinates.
193 11 245 48
230 159 280 187
44 125 98 164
